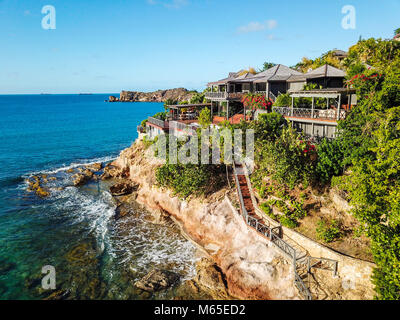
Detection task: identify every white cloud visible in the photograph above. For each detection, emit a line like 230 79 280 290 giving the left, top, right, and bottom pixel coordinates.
147 0 188 9
237 20 278 34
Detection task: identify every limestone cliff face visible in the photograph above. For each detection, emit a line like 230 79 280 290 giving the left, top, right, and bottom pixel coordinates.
111 142 300 300
119 88 195 103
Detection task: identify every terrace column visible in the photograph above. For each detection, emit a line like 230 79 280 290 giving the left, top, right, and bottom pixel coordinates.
337 94 341 121
348 94 352 110
291 97 294 116
227 101 230 122
311 97 315 118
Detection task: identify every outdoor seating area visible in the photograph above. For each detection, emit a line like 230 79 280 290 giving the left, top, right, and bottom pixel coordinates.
167 103 211 121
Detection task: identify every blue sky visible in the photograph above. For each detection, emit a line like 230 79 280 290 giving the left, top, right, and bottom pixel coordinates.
0 0 399 94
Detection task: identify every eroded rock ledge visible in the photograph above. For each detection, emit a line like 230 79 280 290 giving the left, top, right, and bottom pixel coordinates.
108 141 300 300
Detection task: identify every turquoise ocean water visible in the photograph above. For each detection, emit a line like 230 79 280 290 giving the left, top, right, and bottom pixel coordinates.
0 94 198 299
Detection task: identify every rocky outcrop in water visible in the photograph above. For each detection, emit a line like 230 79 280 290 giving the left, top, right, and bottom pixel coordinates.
85 163 103 172
134 269 180 292
72 171 93 186
27 175 51 198
71 164 103 186
110 182 138 197
118 88 195 103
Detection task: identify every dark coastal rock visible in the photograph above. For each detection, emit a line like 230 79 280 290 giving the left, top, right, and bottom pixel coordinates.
27 176 50 198
109 96 118 102
72 174 90 186
72 169 94 186
100 165 121 180
114 203 133 220
110 182 137 197
134 269 180 292
194 258 229 299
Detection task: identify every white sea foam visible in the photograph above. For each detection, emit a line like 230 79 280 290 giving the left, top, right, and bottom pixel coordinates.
50 185 115 253
22 155 198 286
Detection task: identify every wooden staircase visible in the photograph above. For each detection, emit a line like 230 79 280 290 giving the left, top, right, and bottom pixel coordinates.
232 162 338 300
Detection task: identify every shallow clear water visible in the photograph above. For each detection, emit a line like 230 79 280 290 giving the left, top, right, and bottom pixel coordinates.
0 95 198 299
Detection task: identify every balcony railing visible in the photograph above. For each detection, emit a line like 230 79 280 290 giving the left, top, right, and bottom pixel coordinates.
147 117 168 128
205 92 228 100
255 91 267 96
205 92 245 100
272 107 348 121
167 113 198 121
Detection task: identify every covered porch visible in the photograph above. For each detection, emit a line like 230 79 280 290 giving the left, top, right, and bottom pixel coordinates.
273 88 356 122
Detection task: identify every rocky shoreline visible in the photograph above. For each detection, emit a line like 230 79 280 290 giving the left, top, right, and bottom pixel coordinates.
25 139 374 300
25 155 235 300
108 88 196 103
105 140 300 300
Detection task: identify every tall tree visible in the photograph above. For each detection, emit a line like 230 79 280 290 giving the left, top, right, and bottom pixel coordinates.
259 62 277 72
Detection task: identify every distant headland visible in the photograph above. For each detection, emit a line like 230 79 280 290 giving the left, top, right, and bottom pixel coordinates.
107 88 196 103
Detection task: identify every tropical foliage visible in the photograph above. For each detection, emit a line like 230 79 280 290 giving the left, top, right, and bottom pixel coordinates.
315 138 344 184
190 92 206 104
238 67 257 76
241 93 270 110
152 112 167 120
316 219 343 243
259 62 277 72
293 50 344 73
198 107 212 128
334 39 400 299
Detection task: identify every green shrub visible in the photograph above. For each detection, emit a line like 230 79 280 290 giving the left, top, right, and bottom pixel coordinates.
316 219 342 243
274 93 291 107
258 128 316 188
260 203 275 219
290 200 307 219
280 215 298 229
143 135 155 149
315 138 344 184
141 119 148 127
258 186 267 199
156 163 213 199
251 112 287 142
198 107 212 128
153 112 167 120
